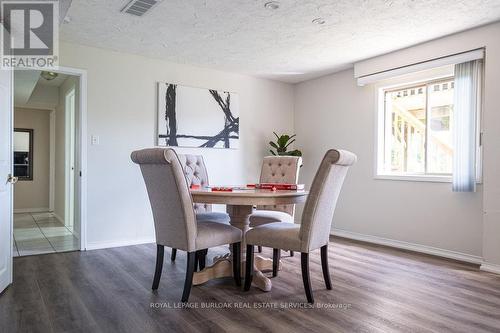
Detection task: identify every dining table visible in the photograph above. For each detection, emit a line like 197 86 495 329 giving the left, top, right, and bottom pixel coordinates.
190 187 308 291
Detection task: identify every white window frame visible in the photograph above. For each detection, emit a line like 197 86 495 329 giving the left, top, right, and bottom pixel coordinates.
374 67 483 183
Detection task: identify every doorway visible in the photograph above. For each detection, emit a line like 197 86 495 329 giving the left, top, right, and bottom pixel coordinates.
11 68 86 256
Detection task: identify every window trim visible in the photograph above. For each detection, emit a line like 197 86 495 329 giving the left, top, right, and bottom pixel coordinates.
374 71 483 183
374 174 452 183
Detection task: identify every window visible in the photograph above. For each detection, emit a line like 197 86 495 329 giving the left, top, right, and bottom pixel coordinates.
377 77 456 179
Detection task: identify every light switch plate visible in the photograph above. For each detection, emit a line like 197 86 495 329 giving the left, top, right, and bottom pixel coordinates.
91 135 100 145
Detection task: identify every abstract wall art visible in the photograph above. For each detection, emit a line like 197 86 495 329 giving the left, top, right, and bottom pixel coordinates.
157 83 239 148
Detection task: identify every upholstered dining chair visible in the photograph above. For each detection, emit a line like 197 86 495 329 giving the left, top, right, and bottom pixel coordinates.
174 154 230 267
244 149 356 303
131 148 242 302
249 155 302 255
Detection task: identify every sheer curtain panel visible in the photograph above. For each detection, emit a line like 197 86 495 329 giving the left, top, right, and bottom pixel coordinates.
452 60 482 192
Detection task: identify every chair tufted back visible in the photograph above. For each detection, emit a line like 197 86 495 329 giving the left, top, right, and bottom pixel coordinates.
177 154 212 213
257 156 302 216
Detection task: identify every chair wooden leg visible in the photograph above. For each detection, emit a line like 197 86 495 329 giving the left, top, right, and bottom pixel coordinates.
181 252 196 302
171 248 177 261
301 252 314 304
320 245 332 290
152 245 164 290
194 251 200 272
272 248 280 277
290 251 294 257
244 245 254 291
257 246 262 253
232 242 241 286
201 249 208 269
196 249 207 271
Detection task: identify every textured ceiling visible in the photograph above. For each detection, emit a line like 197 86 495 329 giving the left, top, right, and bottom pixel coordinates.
60 0 500 83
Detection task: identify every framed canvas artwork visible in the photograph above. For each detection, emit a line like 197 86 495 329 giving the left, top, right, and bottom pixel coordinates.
157 83 239 148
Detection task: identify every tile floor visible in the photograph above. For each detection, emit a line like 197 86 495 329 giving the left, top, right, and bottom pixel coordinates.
13 212 79 257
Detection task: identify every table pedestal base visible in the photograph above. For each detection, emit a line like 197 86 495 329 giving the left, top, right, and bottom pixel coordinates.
191 204 283 291
192 258 232 286
192 254 281 291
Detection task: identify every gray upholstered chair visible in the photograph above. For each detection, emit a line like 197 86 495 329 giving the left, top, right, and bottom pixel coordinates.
173 154 230 266
244 149 356 303
131 148 242 302
249 155 302 255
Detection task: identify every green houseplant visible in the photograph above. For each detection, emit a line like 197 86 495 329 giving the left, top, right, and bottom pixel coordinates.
269 132 302 156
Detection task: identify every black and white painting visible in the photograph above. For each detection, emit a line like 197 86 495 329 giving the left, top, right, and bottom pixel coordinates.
157 83 239 148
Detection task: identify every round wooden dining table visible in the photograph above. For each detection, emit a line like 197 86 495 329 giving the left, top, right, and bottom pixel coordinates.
190 188 308 291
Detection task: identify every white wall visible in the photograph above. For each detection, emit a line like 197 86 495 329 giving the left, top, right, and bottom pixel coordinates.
58 42 294 248
13 108 51 211
294 22 500 266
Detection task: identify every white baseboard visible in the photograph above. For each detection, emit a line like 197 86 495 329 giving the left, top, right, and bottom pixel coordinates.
480 262 500 274
86 238 155 251
14 207 50 214
332 228 483 265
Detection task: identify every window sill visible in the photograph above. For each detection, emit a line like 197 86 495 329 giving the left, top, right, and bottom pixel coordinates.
374 174 452 183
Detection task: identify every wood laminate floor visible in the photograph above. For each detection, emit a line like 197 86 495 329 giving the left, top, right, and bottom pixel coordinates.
1 237 499 333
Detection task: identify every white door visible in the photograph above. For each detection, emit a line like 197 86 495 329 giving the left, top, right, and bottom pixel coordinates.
65 89 76 231
0 68 13 293
73 85 82 244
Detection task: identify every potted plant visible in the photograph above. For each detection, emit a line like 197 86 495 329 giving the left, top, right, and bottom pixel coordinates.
269 132 302 156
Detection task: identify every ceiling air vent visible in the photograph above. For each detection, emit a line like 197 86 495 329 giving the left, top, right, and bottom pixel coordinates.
121 0 162 17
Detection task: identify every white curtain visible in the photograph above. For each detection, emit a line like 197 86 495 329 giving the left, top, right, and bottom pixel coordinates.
452 60 482 192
